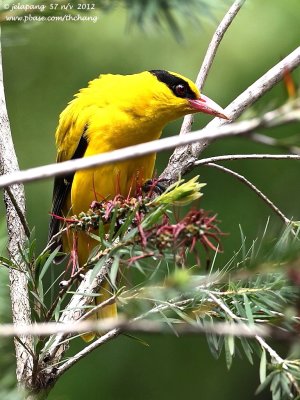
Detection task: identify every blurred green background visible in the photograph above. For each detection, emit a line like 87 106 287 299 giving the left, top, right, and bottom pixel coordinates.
1 0 300 398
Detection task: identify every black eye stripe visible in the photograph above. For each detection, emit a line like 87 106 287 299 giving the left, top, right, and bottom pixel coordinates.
149 70 197 100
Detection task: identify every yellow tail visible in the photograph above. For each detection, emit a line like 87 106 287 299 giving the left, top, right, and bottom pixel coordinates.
82 281 117 342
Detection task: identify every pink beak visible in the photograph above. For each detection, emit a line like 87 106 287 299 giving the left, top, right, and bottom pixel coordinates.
188 94 229 120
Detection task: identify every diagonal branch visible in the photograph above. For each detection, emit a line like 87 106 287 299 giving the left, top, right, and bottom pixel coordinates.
180 0 246 135
41 260 113 366
203 162 291 225
160 46 300 183
248 132 300 155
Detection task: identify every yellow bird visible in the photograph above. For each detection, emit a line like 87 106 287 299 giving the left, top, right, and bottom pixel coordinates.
48 70 227 340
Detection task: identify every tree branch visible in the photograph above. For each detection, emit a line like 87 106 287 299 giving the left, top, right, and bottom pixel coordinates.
160 46 300 182
180 0 246 135
0 55 298 192
195 153 300 165
41 260 113 366
208 292 300 395
0 26 34 385
249 132 300 155
203 162 291 225
0 99 299 189
0 318 269 338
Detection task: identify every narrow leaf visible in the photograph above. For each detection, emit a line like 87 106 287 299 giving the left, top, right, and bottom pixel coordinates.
38 246 60 281
108 204 119 241
259 348 267 384
255 371 278 395
243 294 254 325
224 335 233 369
240 337 253 365
109 256 120 289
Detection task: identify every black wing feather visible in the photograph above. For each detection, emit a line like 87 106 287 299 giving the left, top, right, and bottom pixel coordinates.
48 133 88 252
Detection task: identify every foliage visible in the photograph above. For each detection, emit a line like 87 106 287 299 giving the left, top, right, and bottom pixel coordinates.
1 177 300 399
0 0 222 39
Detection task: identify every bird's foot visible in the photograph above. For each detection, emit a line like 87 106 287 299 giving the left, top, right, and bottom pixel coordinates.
142 178 171 197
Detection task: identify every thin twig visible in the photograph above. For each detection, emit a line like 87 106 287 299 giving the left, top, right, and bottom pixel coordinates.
41 226 67 255
5 186 31 238
0 318 268 338
255 335 300 395
249 132 300 155
42 260 113 364
180 0 246 135
45 265 85 321
78 295 117 321
203 162 291 225
196 153 300 165
161 46 300 183
207 292 300 394
196 0 247 91
55 328 120 377
208 292 237 319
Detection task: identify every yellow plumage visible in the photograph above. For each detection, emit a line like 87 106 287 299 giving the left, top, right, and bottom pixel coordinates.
49 70 227 341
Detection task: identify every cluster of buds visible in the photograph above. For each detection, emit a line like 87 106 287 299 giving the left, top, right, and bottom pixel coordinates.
139 209 224 263
67 194 153 233
55 177 224 266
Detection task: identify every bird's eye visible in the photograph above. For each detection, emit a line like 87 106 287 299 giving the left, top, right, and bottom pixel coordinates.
174 84 187 98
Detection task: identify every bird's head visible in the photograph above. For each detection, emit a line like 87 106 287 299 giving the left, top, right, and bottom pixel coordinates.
89 70 227 124
144 69 228 123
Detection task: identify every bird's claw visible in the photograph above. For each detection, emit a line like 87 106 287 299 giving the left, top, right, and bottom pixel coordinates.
142 178 171 196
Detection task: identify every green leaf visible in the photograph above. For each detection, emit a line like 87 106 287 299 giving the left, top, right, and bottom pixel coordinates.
109 256 120 289
98 219 106 246
240 337 253 365
206 333 224 360
224 335 233 369
38 246 60 281
243 294 254 325
259 349 267 383
54 298 63 321
228 335 235 356
115 207 138 238
28 238 36 261
280 373 292 397
238 225 247 267
38 280 44 305
108 204 119 241
0 255 15 269
86 231 103 242
30 290 46 309
122 333 150 347
140 206 165 230
90 255 108 282
255 370 278 395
